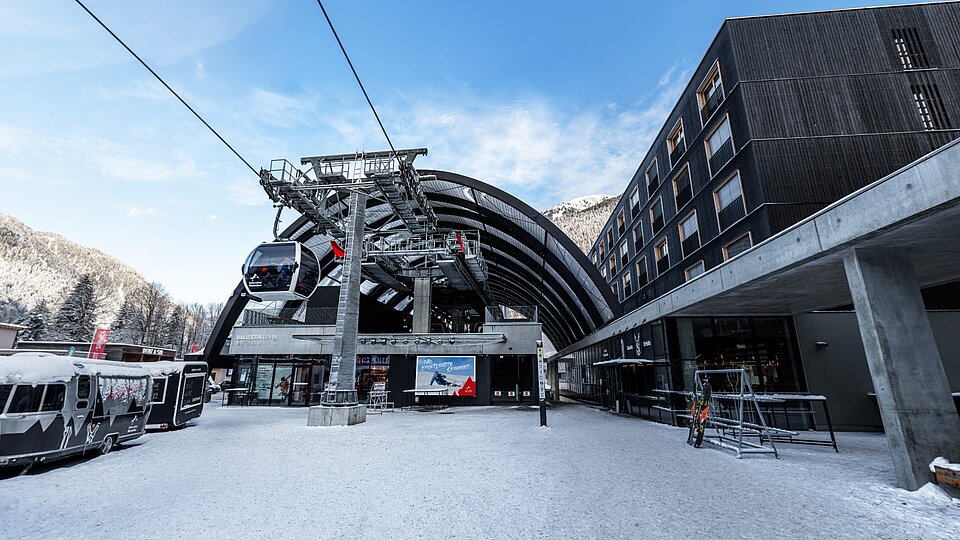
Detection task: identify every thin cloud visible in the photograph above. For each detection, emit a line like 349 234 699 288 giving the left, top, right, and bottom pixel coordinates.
206 214 220 223
127 206 157 218
227 179 269 206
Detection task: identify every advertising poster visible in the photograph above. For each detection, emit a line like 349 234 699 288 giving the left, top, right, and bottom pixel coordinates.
415 356 476 397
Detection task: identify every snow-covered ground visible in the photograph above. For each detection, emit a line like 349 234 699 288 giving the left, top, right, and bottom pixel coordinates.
2 402 958 539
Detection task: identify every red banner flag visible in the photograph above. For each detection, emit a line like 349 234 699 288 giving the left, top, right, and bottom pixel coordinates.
89 328 111 360
190 344 200 353
455 233 465 254
330 240 345 258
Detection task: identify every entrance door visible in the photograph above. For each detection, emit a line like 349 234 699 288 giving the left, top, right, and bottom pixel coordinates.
288 364 311 406
490 356 535 403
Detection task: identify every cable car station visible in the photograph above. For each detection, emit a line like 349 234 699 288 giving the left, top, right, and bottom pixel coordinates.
207 148 619 423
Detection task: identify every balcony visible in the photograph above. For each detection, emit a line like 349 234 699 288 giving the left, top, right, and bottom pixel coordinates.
681 232 701 257
675 183 693 209
708 138 734 176
656 256 670 275
718 196 746 230
669 142 685 167
699 85 725 124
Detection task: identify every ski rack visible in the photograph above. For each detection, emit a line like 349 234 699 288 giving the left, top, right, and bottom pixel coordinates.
692 368 795 459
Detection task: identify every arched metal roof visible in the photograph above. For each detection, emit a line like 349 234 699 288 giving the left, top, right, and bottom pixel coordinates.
204 170 620 360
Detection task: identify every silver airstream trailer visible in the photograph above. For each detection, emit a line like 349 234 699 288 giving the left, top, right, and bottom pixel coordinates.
242 241 321 300
0 353 152 473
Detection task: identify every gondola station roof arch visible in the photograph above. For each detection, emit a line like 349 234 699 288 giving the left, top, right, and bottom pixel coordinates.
205 165 621 360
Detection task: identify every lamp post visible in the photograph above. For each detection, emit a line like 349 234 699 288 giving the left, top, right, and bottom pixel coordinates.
537 339 547 427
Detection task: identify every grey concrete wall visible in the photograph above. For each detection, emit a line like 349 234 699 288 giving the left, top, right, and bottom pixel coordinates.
795 311 960 431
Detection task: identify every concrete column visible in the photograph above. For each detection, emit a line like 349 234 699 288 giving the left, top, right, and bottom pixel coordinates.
843 248 960 490
412 276 432 333
326 191 367 403
548 361 560 403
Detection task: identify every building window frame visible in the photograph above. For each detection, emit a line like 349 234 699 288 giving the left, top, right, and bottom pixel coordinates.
672 163 693 212
609 254 618 276
654 237 670 276
704 114 734 177
685 260 706 281
679 210 701 258
650 196 665 234
667 119 686 168
636 257 649 287
892 27 929 70
621 272 633 298
619 241 630 263
629 187 642 219
632 225 643 252
616 209 627 235
714 170 747 232
645 159 660 197
723 231 753 261
697 60 725 127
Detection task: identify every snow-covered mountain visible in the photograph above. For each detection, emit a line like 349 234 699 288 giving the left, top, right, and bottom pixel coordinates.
0 213 152 325
542 194 619 254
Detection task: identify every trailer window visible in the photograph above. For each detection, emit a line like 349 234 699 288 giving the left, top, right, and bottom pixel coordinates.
151 377 167 404
77 376 91 399
0 385 13 413
8 385 44 414
41 384 67 412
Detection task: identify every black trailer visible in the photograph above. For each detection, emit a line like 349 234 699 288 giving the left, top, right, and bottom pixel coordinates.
141 361 207 430
0 353 152 471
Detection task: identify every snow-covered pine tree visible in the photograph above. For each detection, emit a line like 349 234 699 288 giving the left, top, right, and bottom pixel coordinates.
161 306 186 354
17 299 50 341
110 299 140 344
51 274 100 341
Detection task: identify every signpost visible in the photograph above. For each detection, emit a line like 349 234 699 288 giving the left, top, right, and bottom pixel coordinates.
537 339 547 427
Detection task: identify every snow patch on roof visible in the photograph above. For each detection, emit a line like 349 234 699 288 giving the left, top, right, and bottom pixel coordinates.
0 353 151 384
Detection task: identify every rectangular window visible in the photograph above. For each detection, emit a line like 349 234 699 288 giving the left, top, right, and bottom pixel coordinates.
600 265 607 278
705 116 734 175
912 83 951 130
616 210 626 235
622 273 633 298
630 188 641 218
679 212 701 257
685 260 706 281
591 251 598 265
668 120 686 167
8 385 44 414
612 281 619 297
646 160 660 196
607 228 615 246
609 255 617 275
620 241 630 262
723 232 753 260
632 226 643 252
715 172 746 231
650 197 665 233
598 242 605 259
636 258 649 286
0 384 13 413
698 61 725 124
40 384 66 412
655 238 670 275
892 28 929 70
673 165 693 210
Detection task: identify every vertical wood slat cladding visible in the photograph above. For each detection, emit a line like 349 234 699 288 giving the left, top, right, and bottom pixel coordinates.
729 4 960 80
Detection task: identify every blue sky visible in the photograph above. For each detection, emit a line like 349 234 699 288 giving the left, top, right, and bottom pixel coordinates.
0 0 906 304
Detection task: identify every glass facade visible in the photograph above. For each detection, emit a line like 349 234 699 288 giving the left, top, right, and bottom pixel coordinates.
231 355 328 406
563 315 806 425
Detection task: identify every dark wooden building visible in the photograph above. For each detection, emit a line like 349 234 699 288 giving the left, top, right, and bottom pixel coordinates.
589 2 960 312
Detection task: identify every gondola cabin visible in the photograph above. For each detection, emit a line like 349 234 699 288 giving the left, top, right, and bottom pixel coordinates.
0 353 152 471
242 241 320 300
141 361 207 430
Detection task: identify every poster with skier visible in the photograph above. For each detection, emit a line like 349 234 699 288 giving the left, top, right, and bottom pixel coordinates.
415 356 476 397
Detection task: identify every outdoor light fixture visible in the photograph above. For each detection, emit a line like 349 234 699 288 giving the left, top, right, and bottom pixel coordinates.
815 341 829 348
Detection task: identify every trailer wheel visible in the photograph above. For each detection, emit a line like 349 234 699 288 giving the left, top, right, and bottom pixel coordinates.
99 435 117 455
